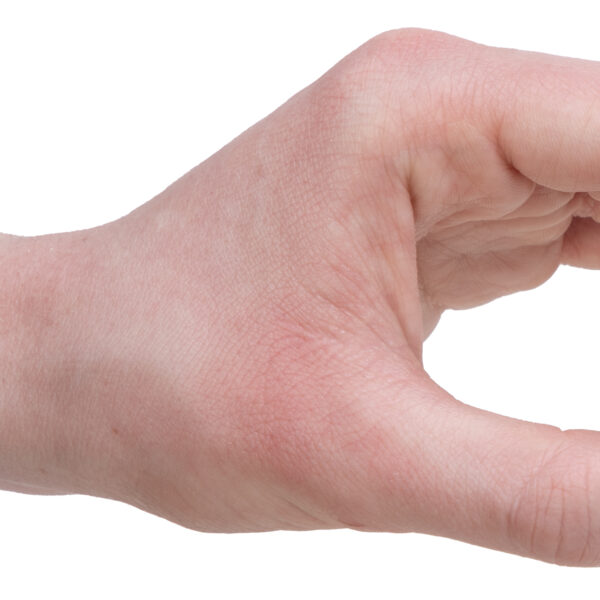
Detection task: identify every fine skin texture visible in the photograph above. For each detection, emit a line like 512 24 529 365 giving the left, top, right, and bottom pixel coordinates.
3 28 600 565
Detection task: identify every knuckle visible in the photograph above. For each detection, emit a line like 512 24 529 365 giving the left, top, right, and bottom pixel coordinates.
324 28 497 166
312 29 445 124
507 436 600 565
302 28 498 182
340 27 461 104
361 28 462 64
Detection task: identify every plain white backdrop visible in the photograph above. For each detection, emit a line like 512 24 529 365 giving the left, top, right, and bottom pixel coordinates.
2 0 600 597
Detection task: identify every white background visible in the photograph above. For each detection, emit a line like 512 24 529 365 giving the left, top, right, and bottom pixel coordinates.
2 0 600 597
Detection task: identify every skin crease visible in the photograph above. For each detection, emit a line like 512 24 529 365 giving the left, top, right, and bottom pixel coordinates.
4 28 600 565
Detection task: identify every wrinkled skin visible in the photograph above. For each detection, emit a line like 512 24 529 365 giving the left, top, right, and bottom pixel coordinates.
3 29 600 565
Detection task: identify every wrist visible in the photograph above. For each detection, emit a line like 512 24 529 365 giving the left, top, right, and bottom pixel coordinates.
0 232 104 495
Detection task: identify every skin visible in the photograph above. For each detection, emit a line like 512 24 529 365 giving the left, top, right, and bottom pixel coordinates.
3 28 600 565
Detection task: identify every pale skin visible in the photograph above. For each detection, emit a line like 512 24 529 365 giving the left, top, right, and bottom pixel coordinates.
3 28 600 565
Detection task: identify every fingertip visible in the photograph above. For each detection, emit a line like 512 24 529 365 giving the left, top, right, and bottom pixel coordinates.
561 216 600 269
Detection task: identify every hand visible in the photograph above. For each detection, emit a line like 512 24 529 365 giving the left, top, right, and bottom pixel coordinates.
3 28 600 565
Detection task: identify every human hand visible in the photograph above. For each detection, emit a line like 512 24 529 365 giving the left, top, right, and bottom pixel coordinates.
4 28 600 565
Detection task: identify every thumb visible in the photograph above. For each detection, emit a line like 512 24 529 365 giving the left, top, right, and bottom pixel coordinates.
366 369 600 566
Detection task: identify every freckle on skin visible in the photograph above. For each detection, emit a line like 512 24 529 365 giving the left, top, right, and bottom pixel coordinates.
112 427 119 435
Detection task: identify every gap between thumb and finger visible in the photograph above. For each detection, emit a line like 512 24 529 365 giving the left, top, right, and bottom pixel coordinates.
398 37 600 564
